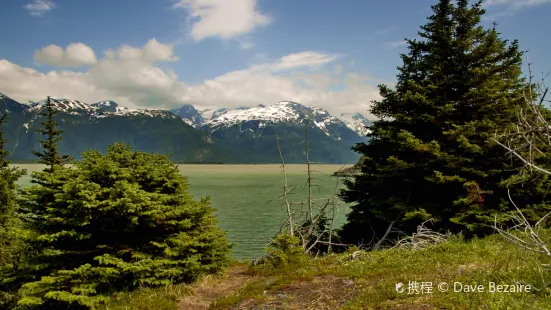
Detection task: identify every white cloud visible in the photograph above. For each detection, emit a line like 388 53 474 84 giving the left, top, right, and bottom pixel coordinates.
173 52 378 117
24 0 55 16
178 68 379 118
1 40 381 118
4 39 183 108
482 0 551 19
272 51 341 71
384 40 407 48
0 59 111 105
173 0 272 41
34 43 97 67
483 0 551 9
103 39 179 62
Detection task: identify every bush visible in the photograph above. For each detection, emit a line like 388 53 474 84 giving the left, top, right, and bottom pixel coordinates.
11 143 232 309
256 234 306 268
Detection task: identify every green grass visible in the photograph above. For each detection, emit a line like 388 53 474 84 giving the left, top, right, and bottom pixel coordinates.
100 285 190 310
212 234 551 309
102 232 551 309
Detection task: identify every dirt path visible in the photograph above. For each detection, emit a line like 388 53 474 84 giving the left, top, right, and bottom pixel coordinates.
236 275 358 310
178 264 255 310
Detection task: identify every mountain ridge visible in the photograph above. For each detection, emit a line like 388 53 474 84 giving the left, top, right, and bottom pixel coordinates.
170 101 372 137
0 92 368 164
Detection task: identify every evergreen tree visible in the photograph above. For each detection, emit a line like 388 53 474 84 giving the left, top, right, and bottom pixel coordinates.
12 143 231 309
0 112 28 308
20 96 74 225
31 96 72 173
339 0 551 245
0 112 28 265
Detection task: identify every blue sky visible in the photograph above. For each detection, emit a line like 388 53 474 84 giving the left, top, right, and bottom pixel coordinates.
1 0 550 118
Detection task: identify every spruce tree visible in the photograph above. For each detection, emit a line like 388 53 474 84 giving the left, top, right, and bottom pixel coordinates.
31 96 72 173
0 112 28 308
0 112 27 265
13 143 231 309
20 96 74 225
339 0 551 245
3 96 77 308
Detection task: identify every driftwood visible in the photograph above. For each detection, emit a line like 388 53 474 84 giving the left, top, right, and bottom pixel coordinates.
393 219 451 250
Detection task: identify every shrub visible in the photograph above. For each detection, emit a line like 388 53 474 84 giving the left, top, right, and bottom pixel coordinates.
11 143 232 309
256 234 306 268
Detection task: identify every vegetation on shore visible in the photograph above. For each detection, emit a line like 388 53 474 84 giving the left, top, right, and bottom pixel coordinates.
103 231 551 309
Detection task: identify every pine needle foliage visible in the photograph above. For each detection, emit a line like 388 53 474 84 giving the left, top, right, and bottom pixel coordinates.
339 0 551 245
31 96 73 173
12 143 231 309
0 112 29 309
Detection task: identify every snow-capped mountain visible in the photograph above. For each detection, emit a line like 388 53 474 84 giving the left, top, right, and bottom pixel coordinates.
170 101 371 163
25 97 177 120
201 101 353 139
1 92 366 164
0 92 223 163
340 113 372 136
90 100 130 113
207 102 307 125
171 101 371 138
29 98 90 112
171 105 260 126
0 92 31 113
172 101 366 163
171 104 205 126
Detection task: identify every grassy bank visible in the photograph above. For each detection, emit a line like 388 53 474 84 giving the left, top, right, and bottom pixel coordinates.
105 232 551 309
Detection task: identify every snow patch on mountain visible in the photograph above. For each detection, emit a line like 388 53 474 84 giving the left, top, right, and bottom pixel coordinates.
29 98 90 112
200 101 366 138
205 102 304 126
340 112 372 136
23 98 176 120
2 91 371 136
91 100 133 113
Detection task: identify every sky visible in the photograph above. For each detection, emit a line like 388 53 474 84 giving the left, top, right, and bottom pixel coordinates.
1 0 550 119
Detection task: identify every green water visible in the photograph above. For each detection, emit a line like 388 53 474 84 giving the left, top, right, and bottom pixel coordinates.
14 164 352 260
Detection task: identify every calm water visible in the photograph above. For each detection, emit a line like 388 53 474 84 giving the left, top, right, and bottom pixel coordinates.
14 164 352 260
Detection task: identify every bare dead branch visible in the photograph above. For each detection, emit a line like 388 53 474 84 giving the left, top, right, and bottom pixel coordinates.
373 219 397 251
277 135 294 236
273 129 355 255
492 58 551 307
